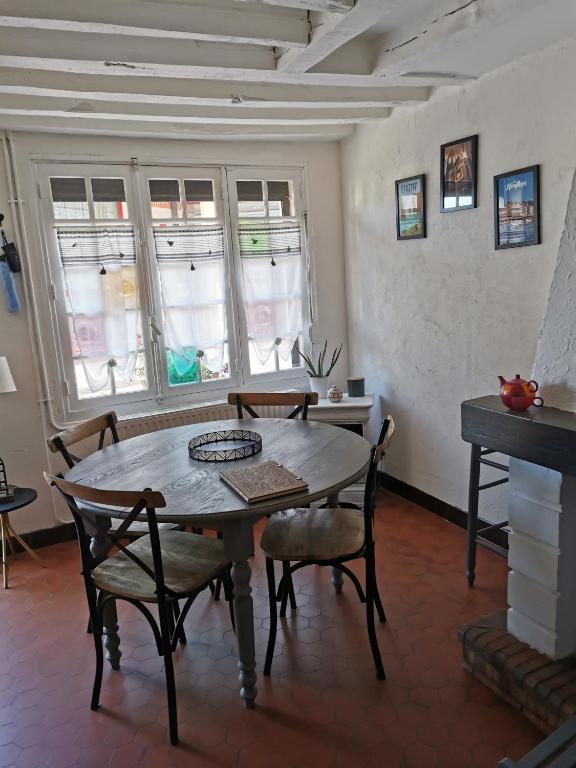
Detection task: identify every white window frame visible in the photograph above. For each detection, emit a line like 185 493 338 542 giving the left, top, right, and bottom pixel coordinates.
31 159 313 425
227 166 310 387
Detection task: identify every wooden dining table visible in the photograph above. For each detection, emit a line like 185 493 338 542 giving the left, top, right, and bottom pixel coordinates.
66 417 372 708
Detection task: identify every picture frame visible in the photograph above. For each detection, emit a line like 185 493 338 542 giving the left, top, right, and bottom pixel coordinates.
395 174 426 240
494 165 540 249
440 135 478 212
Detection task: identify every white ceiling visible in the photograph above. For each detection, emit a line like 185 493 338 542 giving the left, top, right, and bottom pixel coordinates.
0 0 573 142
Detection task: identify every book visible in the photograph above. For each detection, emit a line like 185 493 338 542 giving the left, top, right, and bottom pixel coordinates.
220 460 308 504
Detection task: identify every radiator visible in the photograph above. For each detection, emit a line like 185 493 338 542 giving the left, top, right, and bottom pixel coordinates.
117 401 294 439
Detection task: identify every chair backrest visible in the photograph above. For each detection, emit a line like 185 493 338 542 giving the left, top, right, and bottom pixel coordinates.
47 412 120 469
363 416 396 523
44 472 173 600
228 392 319 420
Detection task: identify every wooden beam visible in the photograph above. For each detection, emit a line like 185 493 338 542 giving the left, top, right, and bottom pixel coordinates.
0 0 310 49
0 112 354 140
0 73 430 108
373 0 544 77
235 0 353 13
277 0 391 73
0 106 390 125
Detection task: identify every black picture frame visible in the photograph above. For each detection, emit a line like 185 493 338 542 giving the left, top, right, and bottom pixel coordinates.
494 165 540 250
395 174 426 240
440 135 478 212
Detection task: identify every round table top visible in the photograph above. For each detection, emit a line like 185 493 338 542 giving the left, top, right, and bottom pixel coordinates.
66 418 371 525
0 487 37 514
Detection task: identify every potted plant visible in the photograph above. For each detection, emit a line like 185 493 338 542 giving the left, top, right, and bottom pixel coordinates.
297 340 342 399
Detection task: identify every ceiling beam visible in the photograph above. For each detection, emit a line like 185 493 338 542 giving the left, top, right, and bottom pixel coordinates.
277 0 391 73
0 72 430 108
0 113 355 141
0 28 275 71
235 0 353 13
0 106 389 125
373 0 544 77
0 0 309 49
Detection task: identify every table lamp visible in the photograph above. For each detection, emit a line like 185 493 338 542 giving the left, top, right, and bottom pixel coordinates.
0 357 16 501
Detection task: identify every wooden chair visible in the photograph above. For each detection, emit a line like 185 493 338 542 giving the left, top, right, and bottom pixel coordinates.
47 412 180 537
45 473 233 747
228 391 318 420
260 416 396 680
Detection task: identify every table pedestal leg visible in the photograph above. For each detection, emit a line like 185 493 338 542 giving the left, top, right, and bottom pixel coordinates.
327 494 343 594
221 519 257 708
90 521 121 670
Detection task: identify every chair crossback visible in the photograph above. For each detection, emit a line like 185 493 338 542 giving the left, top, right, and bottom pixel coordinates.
363 416 396 524
47 412 120 469
228 392 318 421
44 473 174 597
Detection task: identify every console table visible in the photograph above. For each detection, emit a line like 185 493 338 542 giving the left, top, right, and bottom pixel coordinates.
461 395 576 586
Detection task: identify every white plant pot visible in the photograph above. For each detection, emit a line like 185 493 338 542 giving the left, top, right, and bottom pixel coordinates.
309 376 329 399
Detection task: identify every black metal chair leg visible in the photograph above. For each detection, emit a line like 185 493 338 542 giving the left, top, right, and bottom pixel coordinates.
279 561 296 617
365 552 385 679
264 558 278 676
213 577 222 601
90 595 104 710
172 602 187 645
373 580 386 624
222 567 236 634
159 606 179 746
86 617 93 634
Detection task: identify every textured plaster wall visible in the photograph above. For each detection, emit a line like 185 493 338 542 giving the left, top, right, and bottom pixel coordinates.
532 169 576 408
341 40 576 520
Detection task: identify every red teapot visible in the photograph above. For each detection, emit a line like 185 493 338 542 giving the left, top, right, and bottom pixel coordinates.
498 374 544 411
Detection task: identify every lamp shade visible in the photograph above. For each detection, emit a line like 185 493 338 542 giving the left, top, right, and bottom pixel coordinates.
0 357 16 394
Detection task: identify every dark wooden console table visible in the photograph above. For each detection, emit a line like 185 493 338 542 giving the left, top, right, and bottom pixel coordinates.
461 396 576 586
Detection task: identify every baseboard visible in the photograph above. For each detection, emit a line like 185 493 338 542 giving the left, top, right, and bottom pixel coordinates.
11 522 76 553
378 472 508 553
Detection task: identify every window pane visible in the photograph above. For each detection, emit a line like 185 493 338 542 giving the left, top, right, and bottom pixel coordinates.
152 225 229 386
268 181 294 217
184 179 216 218
237 180 265 218
50 177 89 219
91 178 129 219
149 179 182 219
57 226 145 399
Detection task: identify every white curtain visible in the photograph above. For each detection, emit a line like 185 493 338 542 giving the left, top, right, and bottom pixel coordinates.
239 223 303 365
153 225 227 378
57 227 141 393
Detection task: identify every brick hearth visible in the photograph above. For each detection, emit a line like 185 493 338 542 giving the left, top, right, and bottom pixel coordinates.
460 611 576 734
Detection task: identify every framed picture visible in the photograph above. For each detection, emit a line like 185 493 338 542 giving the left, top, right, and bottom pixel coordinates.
494 165 540 249
440 135 478 212
395 174 426 240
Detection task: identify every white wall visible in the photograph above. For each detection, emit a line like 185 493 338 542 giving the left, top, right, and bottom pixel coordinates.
341 39 576 520
0 134 347 533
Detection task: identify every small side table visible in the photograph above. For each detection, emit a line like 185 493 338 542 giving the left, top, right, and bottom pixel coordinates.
0 487 45 588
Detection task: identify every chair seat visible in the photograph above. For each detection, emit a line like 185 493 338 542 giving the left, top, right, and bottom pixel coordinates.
260 506 365 562
93 530 229 602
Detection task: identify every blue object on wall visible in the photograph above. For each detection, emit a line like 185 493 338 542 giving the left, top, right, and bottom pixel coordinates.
0 260 21 313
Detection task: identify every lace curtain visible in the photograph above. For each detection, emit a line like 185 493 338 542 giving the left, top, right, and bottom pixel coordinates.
238 223 303 365
152 225 227 379
57 227 141 394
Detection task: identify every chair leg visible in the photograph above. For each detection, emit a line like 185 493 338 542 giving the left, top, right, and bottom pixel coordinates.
222 567 236 634
365 555 385 680
264 558 278 676
172 602 187 645
91 594 104 710
373 578 386 624
1 517 8 589
160 605 179 746
279 561 296 618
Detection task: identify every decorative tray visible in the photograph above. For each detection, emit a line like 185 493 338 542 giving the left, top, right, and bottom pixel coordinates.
188 429 262 462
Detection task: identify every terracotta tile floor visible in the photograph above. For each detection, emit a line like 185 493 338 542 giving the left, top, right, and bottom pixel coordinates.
0 491 540 768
